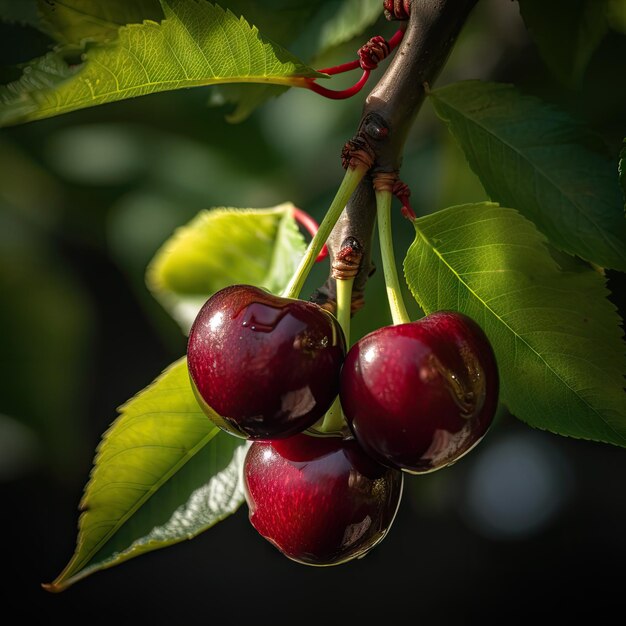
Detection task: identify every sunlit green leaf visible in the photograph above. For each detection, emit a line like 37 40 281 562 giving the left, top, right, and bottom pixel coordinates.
37 0 163 45
518 0 608 88
147 203 306 333
404 202 626 446
0 0 322 127
212 0 383 121
430 81 626 271
45 359 246 591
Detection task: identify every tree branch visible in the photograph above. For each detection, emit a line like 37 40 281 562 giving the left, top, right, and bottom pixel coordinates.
311 0 477 313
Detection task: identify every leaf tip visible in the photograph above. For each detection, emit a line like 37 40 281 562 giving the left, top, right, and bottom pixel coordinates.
41 580 66 594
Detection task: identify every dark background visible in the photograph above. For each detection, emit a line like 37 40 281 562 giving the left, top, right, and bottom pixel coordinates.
1 1 625 622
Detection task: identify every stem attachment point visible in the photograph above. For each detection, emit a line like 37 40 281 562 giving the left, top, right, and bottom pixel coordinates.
307 29 405 100
384 0 411 21
341 136 375 171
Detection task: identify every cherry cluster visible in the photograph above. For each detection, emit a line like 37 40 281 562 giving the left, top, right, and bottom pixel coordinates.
187 283 499 566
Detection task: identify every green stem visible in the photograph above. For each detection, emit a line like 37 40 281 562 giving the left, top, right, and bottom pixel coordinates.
319 274 354 434
376 189 411 325
320 395 344 434
283 166 366 299
335 275 353 346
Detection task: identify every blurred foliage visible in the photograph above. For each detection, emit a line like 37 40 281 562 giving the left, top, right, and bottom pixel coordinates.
518 0 610 89
0 138 94 478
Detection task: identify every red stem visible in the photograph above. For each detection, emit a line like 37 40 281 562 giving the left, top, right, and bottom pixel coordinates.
307 70 370 100
317 59 360 76
307 28 405 100
386 28 405 51
317 28 405 76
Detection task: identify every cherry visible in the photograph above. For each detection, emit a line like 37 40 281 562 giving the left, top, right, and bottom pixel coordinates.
187 285 346 439
340 311 499 474
244 433 403 566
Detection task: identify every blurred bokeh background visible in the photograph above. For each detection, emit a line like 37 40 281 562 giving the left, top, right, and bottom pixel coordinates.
1 0 625 622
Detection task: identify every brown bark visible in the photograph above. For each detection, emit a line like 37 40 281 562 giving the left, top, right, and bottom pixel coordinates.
311 0 478 313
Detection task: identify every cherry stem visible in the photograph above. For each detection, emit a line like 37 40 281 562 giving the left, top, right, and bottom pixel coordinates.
317 29 405 76
317 59 360 76
319 396 344 434
319 275 354 434
335 274 354 347
283 166 366 300
375 189 411 325
308 70 370 100
308 28 405 100
291 207 328 262
384 28 406 53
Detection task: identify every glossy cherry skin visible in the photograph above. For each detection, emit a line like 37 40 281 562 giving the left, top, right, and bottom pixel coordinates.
340 311 499 474
244 433 403 566
187 284 346 439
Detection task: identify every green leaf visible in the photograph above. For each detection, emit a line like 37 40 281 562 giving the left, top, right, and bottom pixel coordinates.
0 0 322 127
430 81 626 271
45 358 246 592
211 0 383 121
436 131 489 210
37 0 164 45
0 52 75 124
518 0 609 88
404 202 626 446
147 203 306 333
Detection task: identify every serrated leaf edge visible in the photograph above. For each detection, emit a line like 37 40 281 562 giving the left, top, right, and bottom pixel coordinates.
407 203 626 446
429 82 626 268
45 358 229 591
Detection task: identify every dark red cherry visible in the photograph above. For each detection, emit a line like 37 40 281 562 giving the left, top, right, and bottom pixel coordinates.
187 284 346 439
243 433 403 566
340 311 499 473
